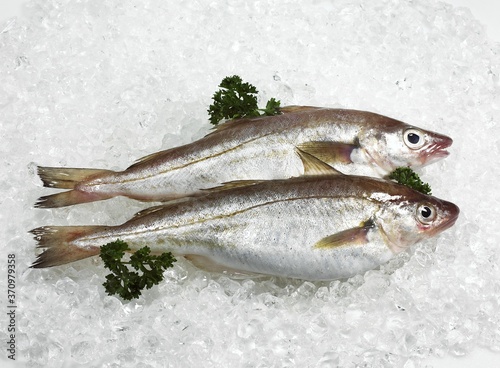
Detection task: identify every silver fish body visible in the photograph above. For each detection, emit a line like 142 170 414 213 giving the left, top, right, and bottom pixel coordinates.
35 106 453 208
31 175 459 280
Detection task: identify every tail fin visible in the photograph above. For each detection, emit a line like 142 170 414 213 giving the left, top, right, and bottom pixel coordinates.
35 166 115 208
37 166 113 189
30 226 108 268
35 191 113 208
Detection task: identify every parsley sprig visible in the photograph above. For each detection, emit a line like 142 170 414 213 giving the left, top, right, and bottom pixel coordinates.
389 167 432 195
208 75 281 125
100 240 176 300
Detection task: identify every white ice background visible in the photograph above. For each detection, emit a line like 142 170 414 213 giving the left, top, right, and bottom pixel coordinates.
1 0 499 367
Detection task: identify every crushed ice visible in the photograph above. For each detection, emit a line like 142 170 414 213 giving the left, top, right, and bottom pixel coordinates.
1 0 499 366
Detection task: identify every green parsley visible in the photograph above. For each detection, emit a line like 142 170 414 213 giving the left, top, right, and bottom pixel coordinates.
100 239 176 300
389 167 432 195
208 75 281 125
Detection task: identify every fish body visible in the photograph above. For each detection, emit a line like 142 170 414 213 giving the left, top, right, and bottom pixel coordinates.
35 106 452 208
31 175 459 280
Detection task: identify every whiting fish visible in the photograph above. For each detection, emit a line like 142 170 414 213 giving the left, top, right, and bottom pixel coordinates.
35 106 452 208
31 169 459 280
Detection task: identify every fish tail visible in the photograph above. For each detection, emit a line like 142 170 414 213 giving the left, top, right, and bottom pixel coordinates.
30 226 107 268
37 166 112 189
35 190 113 208
35 166 115 208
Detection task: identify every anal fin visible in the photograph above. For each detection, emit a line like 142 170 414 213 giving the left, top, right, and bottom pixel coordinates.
184 254 263 279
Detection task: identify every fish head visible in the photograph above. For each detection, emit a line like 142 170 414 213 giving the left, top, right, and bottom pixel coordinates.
358 119 453 173
376 191 459 254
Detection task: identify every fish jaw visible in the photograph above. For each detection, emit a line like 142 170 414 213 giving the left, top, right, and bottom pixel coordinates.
418 133 453 166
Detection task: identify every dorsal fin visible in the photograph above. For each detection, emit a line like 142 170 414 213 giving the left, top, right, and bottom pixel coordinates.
130 197 195 219
131 205 168 219
126 148 175 170
205 106 323 137
205 115 270 136
203 180 267 193
279 105 323 114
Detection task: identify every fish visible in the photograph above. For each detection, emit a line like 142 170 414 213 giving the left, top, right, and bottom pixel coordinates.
30 165 459 281
34 106 453 208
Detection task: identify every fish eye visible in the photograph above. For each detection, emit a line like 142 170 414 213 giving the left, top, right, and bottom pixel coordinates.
417 204 436 224
404 128 426 150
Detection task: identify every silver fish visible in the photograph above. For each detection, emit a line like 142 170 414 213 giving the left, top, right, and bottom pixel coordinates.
35 106 452 208
31 172 459 280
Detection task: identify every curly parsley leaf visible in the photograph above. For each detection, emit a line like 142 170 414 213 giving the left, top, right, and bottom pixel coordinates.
389 167 432 195
262 97 281 117
100 240 176 301
208 75 281 125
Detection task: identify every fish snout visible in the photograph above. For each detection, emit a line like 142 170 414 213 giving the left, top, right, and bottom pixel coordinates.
436 200 460 233
422 133 453 163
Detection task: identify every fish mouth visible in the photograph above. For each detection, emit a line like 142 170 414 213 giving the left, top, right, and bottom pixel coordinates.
434 200 460 234
421 134 453 164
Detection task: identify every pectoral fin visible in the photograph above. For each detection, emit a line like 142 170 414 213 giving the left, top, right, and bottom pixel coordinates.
297 141 357 165
296 148 343 176
314 220 375 249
